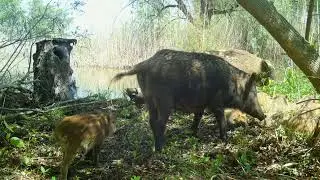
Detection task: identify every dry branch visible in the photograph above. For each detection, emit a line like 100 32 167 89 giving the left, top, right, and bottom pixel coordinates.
296 98 320 104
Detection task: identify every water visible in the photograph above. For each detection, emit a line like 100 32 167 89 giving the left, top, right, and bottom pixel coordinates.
73 67 139 99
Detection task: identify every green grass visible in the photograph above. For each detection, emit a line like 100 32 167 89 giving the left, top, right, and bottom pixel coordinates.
260 67 318 101
0 76 320 179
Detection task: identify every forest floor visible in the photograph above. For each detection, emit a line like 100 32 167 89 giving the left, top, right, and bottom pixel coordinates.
0 93 320 180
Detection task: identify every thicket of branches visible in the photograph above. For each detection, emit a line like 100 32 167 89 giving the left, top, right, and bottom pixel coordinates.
0 0 86 87
94 0 320 71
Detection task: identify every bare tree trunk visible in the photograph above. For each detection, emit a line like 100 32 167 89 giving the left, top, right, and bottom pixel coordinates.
318 0 320 53
236 0 320 93
33 38 78 105
305 0 315 41
200 0 214 27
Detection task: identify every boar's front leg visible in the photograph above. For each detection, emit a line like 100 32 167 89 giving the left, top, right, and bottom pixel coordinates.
148 97 172 152
191 111 204 136
213 108 227 141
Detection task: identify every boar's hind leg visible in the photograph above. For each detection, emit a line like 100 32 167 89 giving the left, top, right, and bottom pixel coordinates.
146 98 160 151
213 109 227 141
155 98 172 152
191 111 204 136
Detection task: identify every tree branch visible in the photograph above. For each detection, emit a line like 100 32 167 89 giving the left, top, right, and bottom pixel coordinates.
160 4 178 12
174 0 194 24
212 4 240 15
0 0 53 82
236 0 320 93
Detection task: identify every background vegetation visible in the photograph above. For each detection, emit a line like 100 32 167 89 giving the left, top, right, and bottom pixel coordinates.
73 0 320 100
74 0 319 69
0 0 319 100
0 0 320 179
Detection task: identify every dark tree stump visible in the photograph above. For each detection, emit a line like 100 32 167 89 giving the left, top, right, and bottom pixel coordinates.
33 38 77 105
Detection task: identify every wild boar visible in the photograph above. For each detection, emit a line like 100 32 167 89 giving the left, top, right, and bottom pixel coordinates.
112 49 266 151
124 88 145 108
54 111 116 180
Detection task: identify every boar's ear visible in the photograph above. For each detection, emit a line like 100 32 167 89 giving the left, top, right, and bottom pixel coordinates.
243 73 257 100
248 73 257 86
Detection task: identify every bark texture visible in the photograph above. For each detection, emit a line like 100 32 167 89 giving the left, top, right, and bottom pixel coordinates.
33 38 77 105
305 0 315 41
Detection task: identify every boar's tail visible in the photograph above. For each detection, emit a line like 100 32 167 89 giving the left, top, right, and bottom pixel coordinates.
111 62 146 83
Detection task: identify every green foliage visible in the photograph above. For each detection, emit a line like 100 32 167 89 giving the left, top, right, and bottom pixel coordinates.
40 165 50 175
9 136 25 148
236 150 257 173
21 156 32 166
87 89 113 100
0 0 80 41
1 95 319 179
260 67 317 101
130 175 141 180
0 0 26 39
1 119 26 149
119 104 138 118
211 154 224 174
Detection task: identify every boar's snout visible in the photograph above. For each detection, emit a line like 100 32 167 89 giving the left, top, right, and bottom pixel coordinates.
257 112 266 121
247 102 266 121
245 106 266 121
243 73 267 121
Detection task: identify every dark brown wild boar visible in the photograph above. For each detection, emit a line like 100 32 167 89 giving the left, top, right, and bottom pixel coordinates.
54 111 116 180
112 49 266 152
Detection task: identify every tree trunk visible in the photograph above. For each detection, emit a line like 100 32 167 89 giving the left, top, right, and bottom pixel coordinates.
305 0 315 41
33 38 78 105
175 0 194 24
200 0 214 27
236 0 320 93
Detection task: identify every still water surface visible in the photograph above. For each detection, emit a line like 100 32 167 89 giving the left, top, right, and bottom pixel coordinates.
73 67 139 99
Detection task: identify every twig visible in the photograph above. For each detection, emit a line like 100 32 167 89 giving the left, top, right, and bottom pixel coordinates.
0 85 33 94
0 0 53 82
297 107 320 116
44 100 111 113
296 98 320 104
0 107 43 113
4 38 28 75
0 34 51 49
0 39 25 81
19 41 36 83
111 0 139 30
43 97 98 109
277 174 298 180
0 39 21 49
